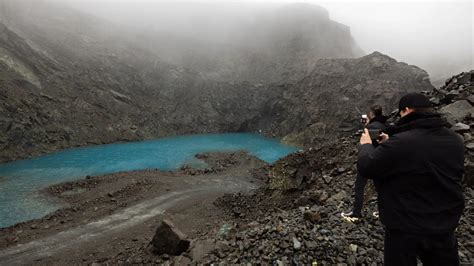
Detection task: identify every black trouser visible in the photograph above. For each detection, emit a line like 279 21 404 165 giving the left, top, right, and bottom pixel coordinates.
352 173 367 216
384 229 460 266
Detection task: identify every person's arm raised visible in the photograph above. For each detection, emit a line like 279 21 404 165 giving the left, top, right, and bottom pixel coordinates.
357 129 404 180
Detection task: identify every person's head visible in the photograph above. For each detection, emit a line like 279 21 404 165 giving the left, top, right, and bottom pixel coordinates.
398 93 433 117
368 105 383 119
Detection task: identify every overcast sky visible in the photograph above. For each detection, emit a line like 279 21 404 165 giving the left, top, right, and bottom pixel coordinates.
62 0 473 81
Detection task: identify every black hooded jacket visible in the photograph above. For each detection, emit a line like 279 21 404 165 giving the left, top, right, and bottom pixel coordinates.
358 112 465 234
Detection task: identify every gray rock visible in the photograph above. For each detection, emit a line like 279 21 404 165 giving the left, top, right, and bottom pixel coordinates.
440 100 474 124
464 133 473 142
151 219 190 255
466 143 474 151
467 95 474 105
189 239 216 262
322 175 332 184
174 255 192 265
327 190 347 203
349 244 358 252
451 123 470 133
430 97 440 105
293 237 302 250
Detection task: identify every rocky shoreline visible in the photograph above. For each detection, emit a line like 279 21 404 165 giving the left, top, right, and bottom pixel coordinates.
0 151 265 264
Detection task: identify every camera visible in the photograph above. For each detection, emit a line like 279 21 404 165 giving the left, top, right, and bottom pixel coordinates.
361 114 368 124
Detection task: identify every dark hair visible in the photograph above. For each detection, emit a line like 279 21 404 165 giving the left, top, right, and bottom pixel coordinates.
370 105 383 116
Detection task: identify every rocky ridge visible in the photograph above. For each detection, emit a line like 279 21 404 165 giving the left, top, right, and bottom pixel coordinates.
0 1 433 163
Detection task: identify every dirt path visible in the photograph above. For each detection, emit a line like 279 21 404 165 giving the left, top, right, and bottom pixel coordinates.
0 152 265 265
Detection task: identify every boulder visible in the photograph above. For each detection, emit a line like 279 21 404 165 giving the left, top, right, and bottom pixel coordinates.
151 219 190 255
439 100 474 124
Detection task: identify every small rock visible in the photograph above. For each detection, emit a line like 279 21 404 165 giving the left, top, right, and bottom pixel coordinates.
322 175 332 184
349 244 358 252
327 190 347 203
464 133 472 142
430 97 440 105
319 191 329 202
303 211 321 224
293 237 301 250
451 123 470 133
466 143 474 151
280 241 290 249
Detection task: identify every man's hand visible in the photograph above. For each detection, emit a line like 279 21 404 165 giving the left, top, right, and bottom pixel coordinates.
360 128 372 145
377 133 389 144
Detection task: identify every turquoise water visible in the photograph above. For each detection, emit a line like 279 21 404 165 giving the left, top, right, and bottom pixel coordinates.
0 133 298 228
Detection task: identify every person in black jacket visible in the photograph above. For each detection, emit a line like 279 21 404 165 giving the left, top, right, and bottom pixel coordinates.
358 93 465 266
342 105 387 219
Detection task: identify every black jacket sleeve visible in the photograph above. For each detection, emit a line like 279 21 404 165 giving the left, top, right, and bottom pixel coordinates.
357 136 406 180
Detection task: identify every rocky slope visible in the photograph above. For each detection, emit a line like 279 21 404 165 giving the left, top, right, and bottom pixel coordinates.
250 52 433 147
0 1 434 162
179 73 472 264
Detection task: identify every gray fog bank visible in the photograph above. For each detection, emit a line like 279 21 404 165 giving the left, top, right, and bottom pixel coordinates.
62 0 473 84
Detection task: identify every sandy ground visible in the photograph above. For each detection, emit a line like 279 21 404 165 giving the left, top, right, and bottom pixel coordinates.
0 151 266 265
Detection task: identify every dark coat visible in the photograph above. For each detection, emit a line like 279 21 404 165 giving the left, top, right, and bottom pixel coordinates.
358 112 465 234
366 115 387 147
367 115 387 131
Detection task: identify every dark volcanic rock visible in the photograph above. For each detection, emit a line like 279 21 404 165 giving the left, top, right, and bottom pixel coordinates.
151 219 190 256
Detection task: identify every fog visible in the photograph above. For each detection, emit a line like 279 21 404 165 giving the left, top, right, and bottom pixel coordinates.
10 0 472 84
319 1 473 84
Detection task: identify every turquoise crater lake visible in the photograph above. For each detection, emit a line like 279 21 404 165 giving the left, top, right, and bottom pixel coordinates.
0 133 298 228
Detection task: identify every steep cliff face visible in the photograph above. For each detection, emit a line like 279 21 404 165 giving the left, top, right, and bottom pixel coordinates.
235 3 364 82
0 1 434 162
244 52 433 146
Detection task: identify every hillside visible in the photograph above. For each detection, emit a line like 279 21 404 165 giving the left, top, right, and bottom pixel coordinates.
0 1 433 162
